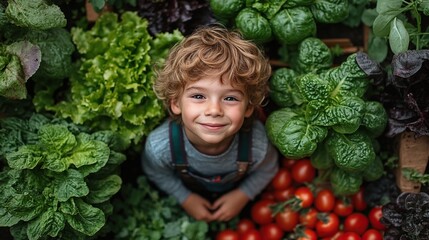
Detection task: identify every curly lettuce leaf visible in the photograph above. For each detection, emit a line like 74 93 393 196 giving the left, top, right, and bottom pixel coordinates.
47 12 182 146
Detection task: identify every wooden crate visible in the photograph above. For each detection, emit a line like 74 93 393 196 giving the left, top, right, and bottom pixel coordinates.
396 131 429 192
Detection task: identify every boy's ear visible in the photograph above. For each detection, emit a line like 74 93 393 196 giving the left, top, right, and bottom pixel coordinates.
170 99 182 114
244 105 254 118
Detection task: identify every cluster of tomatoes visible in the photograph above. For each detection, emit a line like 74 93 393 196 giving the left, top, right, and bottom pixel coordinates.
216 158 385 240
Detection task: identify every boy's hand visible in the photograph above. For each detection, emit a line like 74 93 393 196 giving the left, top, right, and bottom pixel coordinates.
211 189 250 222
181 193 214 222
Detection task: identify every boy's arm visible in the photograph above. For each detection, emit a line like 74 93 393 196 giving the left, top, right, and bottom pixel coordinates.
238 143 279 199
141 140 191 204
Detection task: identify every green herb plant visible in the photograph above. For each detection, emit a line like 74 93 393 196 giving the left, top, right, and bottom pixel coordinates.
362 0 429 62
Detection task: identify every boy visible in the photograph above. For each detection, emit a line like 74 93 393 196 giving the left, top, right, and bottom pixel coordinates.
142 25 278 222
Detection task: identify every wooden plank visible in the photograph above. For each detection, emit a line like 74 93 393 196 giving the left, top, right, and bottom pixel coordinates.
396 131 429 192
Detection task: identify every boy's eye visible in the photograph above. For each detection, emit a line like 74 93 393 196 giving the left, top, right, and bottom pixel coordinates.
224 96 238 101
191 94 205 99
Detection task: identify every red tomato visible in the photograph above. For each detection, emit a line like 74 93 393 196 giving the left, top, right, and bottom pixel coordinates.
361 229 383 240
297 228 318 240
315 213 340 238
344 213 369 235
281 158 296 168
314 189 336 212
299 208 318 229
294 186 314 208
259 223 284 240
274 207 299 232
338 232 361 240
240 229 263 240
351 187 367 211
291 158 316 183
251 199 275 225
368 206 386 231
271 168 293 190
216 229 239 240
274 186 295 202
236 218 255 235
321 231 343 240
333 198 354 217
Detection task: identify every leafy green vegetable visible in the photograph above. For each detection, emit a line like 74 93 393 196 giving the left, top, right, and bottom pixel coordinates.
326 130 375 173
235 8 272 44
361 101 388 137
38 12 183 147
0 113 125 239
5 0 66 30
265 52 387 195
210 0 244 20
292 37 333 74
250 0 287 19
310 0 349 24
362 156 384 181
270 6 316 45
269 68 303 107
0 40 42 99
106 176 209 240
310 140 334 170
330 167 363 195
266 109 328 159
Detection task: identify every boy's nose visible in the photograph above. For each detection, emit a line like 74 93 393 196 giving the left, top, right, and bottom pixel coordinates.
205 100 223 116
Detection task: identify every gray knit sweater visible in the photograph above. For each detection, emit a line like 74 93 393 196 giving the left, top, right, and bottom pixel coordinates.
141 119 279 204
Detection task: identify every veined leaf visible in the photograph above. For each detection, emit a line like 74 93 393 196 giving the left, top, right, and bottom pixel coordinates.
390 18 410 54
53 169 89 202
376 0 403 14
5 0 66 30
0 208 20 227
66 134 110 176
65 199 105 236
39 124 77 153
27 209 65 240
6 145 43 170
85 174 122 204
373 13 398 37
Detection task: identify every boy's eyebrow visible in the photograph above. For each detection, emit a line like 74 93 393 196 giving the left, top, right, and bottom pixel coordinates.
185 86 245 95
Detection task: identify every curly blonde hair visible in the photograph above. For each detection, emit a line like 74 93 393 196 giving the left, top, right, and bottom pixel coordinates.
154 25 272 121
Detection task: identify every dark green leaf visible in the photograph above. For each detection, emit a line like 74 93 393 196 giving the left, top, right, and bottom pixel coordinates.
376 0 403 14
65 199 105 236
26 209 65 240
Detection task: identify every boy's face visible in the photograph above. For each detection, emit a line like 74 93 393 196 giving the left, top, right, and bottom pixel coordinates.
170 75 254 154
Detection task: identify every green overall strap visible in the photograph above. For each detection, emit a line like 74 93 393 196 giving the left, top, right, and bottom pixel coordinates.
169 121 189 176
236 129 251 179
170 120 251 181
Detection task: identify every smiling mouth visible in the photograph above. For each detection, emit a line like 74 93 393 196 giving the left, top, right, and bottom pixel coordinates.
200 123 226 130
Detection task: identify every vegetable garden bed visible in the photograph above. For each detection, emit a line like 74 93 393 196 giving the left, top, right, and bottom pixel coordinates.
2 0 429 239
